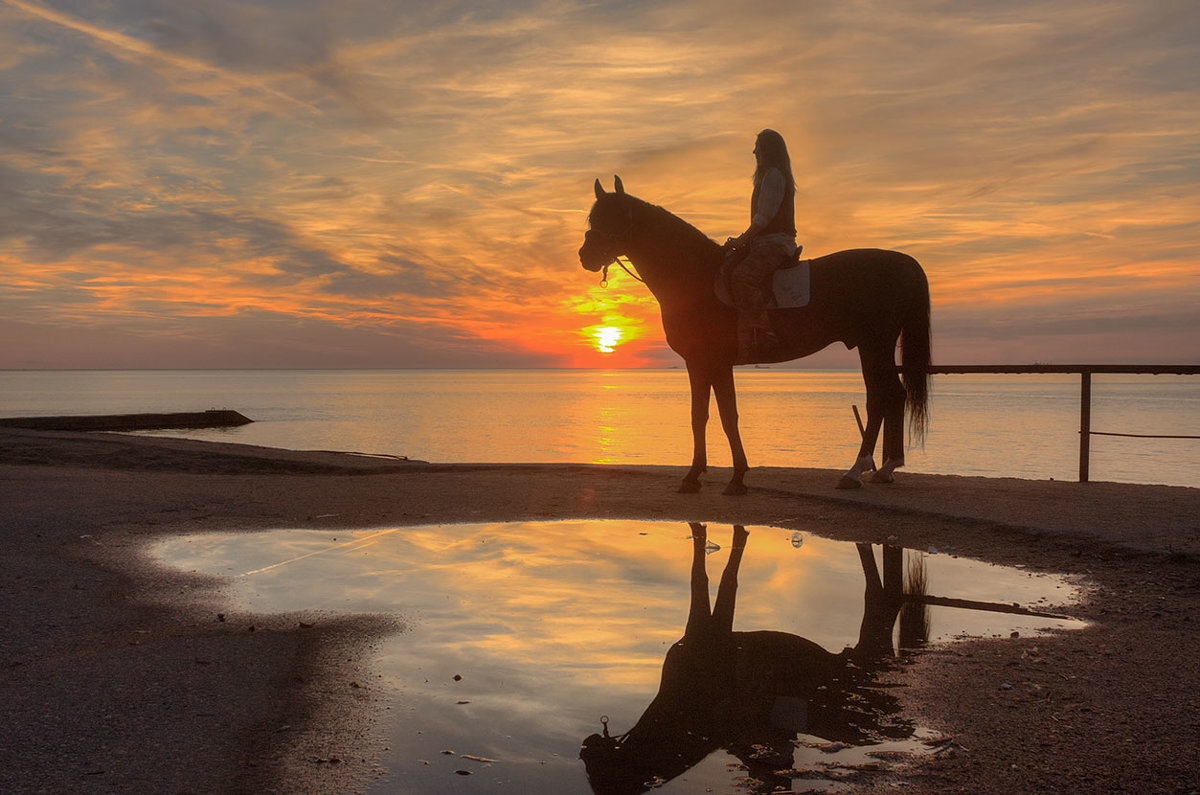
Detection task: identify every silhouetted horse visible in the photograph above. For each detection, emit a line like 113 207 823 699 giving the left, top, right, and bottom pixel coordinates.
579 177 931 492
579 524 919 794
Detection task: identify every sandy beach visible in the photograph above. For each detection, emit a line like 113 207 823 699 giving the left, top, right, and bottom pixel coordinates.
2 426 1198 793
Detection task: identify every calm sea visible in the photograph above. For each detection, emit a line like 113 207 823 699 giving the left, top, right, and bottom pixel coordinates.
2 369 1197 487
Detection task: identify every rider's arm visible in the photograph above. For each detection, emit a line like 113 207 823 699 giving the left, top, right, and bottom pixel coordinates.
732 168 785 246
751 168 785 228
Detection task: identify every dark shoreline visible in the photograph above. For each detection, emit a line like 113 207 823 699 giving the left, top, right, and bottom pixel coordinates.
0 409 254 432
1 428 1197 792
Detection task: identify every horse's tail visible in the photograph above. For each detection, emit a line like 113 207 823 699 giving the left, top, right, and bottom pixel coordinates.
901 264 932 445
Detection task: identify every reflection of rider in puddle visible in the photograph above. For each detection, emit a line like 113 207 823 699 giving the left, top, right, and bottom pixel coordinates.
580 524 920 794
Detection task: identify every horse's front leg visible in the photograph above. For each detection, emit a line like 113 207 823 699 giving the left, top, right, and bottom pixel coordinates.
680 366 711 493
712 366 749 495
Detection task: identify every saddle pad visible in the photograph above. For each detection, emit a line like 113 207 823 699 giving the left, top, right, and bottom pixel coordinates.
770 259 810 308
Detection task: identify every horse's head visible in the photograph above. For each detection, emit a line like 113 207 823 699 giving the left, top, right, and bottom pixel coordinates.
579 176 635 273
580 722 705 795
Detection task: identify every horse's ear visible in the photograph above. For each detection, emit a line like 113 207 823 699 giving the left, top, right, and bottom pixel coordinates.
594 178 605 199
613 175 625 195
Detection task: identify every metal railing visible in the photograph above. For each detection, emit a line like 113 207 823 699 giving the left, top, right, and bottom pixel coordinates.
923 365 1200 482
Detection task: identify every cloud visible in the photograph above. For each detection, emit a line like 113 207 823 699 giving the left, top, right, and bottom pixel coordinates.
1 0 1198 368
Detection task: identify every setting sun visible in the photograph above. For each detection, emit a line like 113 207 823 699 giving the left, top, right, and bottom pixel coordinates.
593 326 623 353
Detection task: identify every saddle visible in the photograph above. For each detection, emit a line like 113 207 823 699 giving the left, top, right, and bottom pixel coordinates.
715 247 810 365
714 248 810 310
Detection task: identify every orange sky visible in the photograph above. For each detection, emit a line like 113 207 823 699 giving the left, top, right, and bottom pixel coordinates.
1 0 1197 369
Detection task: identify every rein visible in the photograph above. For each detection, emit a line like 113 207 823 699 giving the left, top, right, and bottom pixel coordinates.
600 256 645 288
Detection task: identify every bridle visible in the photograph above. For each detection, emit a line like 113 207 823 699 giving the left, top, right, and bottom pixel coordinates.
589 204 645 287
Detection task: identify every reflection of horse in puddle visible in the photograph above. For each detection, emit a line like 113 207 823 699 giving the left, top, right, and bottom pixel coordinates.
580 524 924 794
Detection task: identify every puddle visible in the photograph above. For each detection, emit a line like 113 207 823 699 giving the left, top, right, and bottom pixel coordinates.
153 521 1085 793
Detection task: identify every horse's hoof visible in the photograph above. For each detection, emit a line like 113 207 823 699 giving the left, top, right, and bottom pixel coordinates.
722 482 747 496
869 470 895 484
678 480 702 494
836 475 863 490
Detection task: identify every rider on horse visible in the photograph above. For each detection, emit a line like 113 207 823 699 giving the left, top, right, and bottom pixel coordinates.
724 129 801 364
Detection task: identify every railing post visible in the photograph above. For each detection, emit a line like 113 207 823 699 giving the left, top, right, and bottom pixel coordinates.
1079 371 1091 482
921 364 1198 482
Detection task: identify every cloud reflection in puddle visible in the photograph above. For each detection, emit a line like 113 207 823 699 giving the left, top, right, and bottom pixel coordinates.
153 520 1084 793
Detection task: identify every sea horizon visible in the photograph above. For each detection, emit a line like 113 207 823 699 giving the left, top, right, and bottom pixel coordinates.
3 368 1197 488
4 362 1195 371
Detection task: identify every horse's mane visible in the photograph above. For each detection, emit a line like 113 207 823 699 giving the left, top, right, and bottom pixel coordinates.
626 195 721 265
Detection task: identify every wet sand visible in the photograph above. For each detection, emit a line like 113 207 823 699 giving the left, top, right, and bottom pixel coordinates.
1 427 1197 793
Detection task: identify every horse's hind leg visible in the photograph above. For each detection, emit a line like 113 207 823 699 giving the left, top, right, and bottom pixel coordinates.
838 410 881 489
838 346 894 489
870 358 908 484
